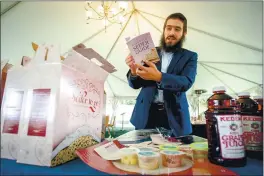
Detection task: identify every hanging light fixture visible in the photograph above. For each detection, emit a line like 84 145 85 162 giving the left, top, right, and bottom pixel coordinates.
85 1 129 32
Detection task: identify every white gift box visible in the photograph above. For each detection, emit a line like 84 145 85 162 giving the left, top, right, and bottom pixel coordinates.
1 43 116 166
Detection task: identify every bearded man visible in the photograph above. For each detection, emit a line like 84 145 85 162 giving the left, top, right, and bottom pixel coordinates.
125 13 198 137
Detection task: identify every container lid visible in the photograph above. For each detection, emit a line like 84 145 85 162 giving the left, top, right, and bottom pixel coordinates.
212 86 226 92
238 92 250 97
178 145 192 150
137 147 158 152
137 151 160 158
190 142 208 151
160 150 185 156
159 145 178 151
119 147 140 155
253 96 262 99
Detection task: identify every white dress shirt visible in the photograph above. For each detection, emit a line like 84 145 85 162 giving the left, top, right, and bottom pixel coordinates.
153 51 174 103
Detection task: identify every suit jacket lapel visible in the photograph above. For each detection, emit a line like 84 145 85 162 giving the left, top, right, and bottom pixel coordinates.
167 50 185 74
156 48 162 71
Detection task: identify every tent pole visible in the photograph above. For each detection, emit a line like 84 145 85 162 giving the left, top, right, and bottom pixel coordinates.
137 10 165 20
131 2 140 35
62 23 113 56
138 10 262 53
134 10 141 35
107 80 116 97
1 2 21 16
62 10 133 57
202 63 261 86
138 11 162 33
110 74 128 84
131 1 136 10
241 85 263 93
199 63 237 95
188 26 262 53
199 61 262 66
106 11 134 60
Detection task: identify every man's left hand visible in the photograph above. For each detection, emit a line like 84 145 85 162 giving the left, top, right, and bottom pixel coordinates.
136 60 162 82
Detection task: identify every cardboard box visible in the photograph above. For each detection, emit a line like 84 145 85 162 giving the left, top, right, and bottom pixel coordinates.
1 62 13 104
1 43 116 166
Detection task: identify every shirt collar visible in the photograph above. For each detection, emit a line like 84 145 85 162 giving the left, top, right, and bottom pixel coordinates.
161 50 174 57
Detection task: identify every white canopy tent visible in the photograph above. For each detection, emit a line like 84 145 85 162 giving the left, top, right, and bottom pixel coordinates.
1 1 263 125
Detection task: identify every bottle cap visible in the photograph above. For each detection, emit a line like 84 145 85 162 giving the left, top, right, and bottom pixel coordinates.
137 151 160 158
159 145 178 151
238 92 250 97
212 86 226 92
253 96 262 99
190 142 208 151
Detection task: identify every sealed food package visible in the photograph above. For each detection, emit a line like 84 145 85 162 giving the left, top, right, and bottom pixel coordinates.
190 142 208 163
137 151 160 170
119 148 140 165
160 150 186 168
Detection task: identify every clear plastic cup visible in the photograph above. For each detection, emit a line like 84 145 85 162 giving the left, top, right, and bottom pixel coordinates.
137 151 160 170
160 150 186 168
159 144 178 151
190 142 208 163
119 147 140 165
177 145 193 160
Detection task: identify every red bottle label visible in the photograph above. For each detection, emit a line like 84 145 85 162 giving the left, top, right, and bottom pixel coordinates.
242 115 263 151
2 89 24 134
216 115 245 159
27 89 51 137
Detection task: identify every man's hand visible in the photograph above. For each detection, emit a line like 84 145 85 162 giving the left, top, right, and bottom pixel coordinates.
125 54 137 76
136 60 162 82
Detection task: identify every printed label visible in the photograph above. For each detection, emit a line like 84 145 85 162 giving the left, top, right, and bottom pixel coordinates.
27 89 51 137
2 89 24 134
242 115 263 151
126 32 160 64
216 115 245 159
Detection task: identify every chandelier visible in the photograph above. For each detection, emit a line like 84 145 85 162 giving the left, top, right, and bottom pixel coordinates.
85 1 129 31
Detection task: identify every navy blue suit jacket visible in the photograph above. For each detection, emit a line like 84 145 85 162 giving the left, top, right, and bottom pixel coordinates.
126 47 198 137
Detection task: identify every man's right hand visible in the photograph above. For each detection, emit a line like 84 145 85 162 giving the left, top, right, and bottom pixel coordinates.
125 54 137 76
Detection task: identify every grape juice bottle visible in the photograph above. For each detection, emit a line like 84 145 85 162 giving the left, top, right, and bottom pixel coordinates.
205 86 246 167
237 93 263 160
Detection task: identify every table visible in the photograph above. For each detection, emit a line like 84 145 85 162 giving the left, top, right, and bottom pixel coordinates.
1 130 263 175
1 158 108 175
1 152 263 176
76 141 263 176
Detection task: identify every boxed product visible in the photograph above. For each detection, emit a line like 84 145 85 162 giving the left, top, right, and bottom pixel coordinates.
1 61 13 104
1 43 116 167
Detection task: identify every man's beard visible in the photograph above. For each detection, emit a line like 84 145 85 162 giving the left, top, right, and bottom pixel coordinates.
160 34 185 53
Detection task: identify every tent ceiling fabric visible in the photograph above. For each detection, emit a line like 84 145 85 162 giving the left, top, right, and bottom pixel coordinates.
1 1 263 98
1 1 20 15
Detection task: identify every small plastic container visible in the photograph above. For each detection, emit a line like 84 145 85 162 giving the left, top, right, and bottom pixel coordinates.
190 142 208 163
159 144 178 151
177 145 193 160
137 147 159 152
119 147 140 165
160 150 186 168
137 151 160 170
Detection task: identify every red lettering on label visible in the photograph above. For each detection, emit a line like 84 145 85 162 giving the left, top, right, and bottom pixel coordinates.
72 94 99 109
243 132 263 144
220 116 241 121
242 116 261 122
217 115 245 159
221 135 244 148
242 115 263 149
